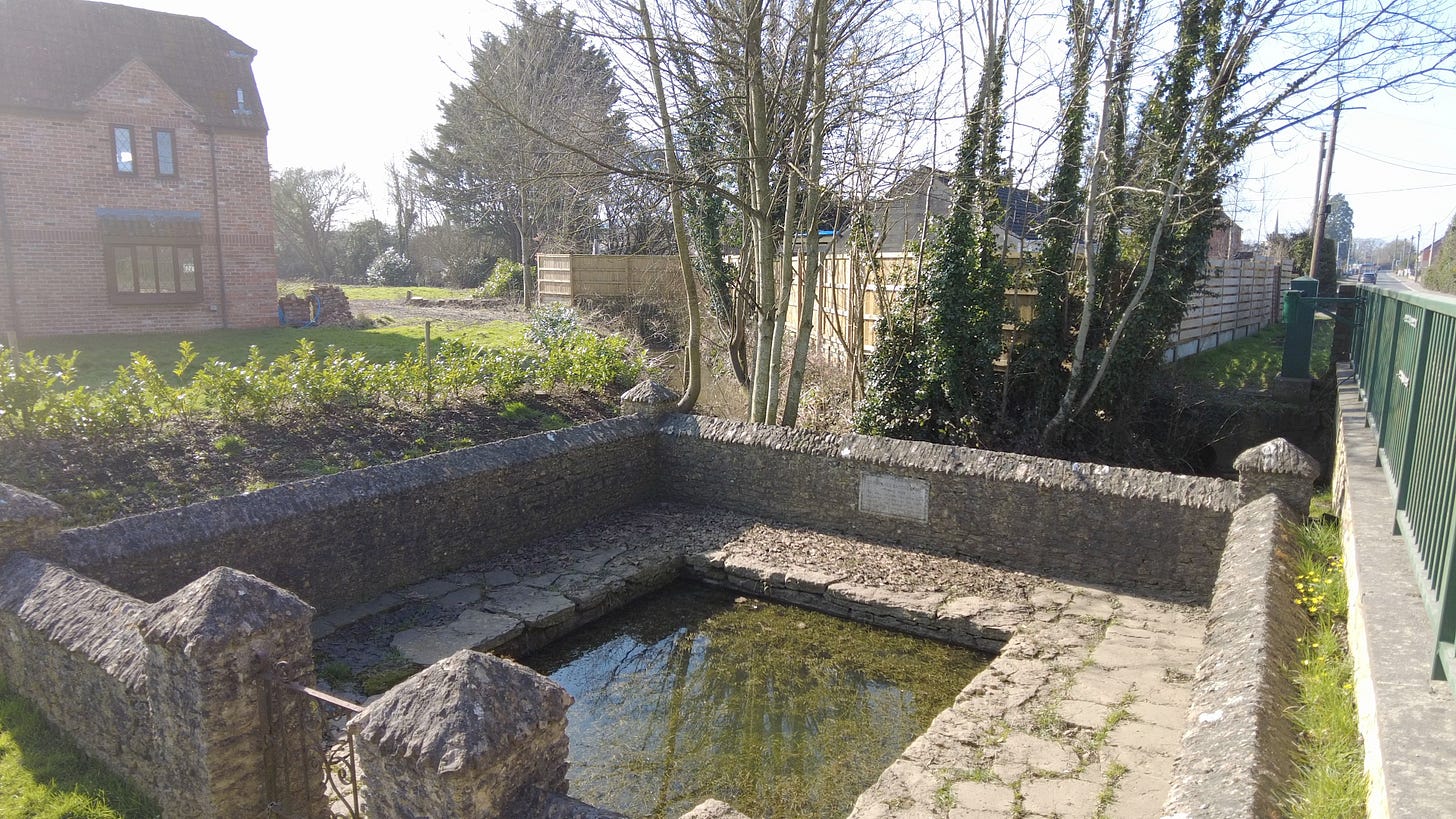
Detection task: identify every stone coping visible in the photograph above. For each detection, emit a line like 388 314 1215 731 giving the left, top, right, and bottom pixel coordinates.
1334 364 1456 818
1160 494 1304 818
658 415 1238 509
314 504 1207 818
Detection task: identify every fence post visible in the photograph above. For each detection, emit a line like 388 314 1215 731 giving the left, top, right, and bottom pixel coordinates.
139 567 326 818
1234 438 1320 515
350 649 573 818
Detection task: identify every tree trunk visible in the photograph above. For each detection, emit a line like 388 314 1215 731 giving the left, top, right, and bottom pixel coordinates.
782 0 832 427
637 0 702 412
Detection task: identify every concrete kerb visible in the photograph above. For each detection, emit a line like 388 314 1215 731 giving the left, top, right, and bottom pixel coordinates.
1333 363 1456 818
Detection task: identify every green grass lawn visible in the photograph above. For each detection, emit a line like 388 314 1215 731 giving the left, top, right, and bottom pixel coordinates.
278 282 480 302
0 679 159 818
25 322 527 389
1168 318 1335 391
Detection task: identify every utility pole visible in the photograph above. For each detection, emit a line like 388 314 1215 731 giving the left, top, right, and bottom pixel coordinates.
1308 133 1326 233
1308 102 1341 292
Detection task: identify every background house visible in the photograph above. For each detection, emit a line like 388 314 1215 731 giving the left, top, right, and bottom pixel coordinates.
0 0 277 342
873 167 1045 259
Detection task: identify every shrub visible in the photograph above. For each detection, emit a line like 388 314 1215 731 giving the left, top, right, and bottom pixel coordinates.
365 248 413 286
443 254 493 289
478 259 524 297
0 346 80 435
526 305 644 392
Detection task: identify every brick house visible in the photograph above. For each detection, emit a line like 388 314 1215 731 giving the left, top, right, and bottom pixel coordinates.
0 0 277 342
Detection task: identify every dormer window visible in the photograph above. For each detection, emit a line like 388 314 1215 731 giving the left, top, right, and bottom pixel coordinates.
155 129 176 176
112 125 135 174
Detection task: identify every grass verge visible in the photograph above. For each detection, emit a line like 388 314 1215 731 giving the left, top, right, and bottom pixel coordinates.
1168 318 1334 391
1284 516 1367 818
278 282 480 302
0 677 159 818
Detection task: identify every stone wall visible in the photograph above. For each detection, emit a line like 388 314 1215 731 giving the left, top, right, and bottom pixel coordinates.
47 417 657 610
0 555 155 790
0 558 325 818
657 416 1239 603
1161 493 1306 817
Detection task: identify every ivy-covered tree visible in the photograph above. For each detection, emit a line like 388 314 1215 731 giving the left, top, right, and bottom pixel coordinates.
857 22 1010 444
1012 0 1095 430
1291 230 1337 292
1427 215 1456 294
1325 193 1354 266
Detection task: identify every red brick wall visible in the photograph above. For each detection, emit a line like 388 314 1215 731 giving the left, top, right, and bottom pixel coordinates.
0 58 277 339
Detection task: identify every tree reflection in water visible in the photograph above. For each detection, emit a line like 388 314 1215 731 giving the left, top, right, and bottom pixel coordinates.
522 582 990 818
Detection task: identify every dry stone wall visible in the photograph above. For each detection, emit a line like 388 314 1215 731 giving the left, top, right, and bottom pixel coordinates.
0 558 325 818
1162 493 1307 817
657 416 1239 603
0 555 154 790
48 417 658 610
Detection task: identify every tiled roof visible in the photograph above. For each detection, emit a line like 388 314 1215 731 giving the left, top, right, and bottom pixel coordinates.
0 0 267 131
879 167 1046 248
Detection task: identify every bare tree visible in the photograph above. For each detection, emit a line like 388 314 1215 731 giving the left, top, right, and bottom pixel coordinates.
271 166 366 281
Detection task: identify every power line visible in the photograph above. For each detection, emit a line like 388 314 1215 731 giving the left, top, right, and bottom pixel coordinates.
1259 180 1456 204
1341 144 1456 177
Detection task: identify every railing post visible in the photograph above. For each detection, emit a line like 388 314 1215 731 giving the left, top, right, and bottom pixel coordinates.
1436 512 1456 684
1393 305 1433 512
1276 285 1316 401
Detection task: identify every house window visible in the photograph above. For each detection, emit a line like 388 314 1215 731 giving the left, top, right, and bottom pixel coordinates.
155 129 176 177
112 126 135 174
108 244 202 304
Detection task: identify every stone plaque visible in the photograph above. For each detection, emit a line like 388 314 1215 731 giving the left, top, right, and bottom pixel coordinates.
858 473 929 523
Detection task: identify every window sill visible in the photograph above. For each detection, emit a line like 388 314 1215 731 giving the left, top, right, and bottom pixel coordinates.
109 292 203 306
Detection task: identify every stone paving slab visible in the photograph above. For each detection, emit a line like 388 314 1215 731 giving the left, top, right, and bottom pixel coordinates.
848 586 1205 819
392 610 523 665
310 503 1207 819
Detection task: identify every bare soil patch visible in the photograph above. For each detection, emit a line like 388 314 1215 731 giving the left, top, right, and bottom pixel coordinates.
0 390 615 528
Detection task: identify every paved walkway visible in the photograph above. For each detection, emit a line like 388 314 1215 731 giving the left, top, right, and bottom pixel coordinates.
849 588 1203 818
312 504 1206 818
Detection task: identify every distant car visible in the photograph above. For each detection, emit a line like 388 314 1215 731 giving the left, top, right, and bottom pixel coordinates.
1360 271 1378 284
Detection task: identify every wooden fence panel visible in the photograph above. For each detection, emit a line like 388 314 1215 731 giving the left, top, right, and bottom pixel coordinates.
536 254 685 306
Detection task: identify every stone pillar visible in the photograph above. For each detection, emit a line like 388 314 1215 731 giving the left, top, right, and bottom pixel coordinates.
621 379 681 420
1234 438 1320 514
351 649 573 819
0 483 63 562
139 567 326 819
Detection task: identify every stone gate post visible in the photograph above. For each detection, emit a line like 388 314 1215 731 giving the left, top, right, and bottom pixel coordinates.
350 649 573 818
1234 438 1320 514
139 566 327 818
0 483 62 563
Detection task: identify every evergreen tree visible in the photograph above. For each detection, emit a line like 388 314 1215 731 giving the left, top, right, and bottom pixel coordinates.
411 2 627 262
858 28 1010 444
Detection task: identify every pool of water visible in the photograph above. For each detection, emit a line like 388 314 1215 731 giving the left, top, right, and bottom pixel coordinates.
520 581 991 818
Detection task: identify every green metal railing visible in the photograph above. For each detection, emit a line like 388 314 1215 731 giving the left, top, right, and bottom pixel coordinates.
1350 283 1456 692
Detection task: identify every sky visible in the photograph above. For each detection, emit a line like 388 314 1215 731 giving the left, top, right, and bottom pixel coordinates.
128 0 1456 250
